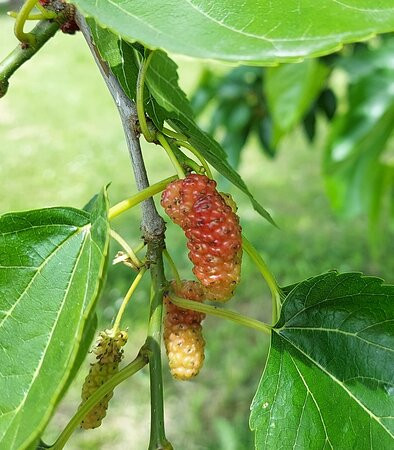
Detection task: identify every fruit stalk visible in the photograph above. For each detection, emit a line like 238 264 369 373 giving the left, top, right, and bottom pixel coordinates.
112 268 147 332
169 295 272 335
108 175 177 220
51 353 148 450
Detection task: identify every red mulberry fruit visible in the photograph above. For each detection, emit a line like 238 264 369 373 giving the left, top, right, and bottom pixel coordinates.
161 174 242 301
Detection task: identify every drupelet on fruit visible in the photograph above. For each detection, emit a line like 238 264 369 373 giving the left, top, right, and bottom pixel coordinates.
164 280 206 380
161 174 242 302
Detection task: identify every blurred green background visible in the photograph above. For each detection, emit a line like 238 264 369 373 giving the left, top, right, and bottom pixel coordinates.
1 14 393 450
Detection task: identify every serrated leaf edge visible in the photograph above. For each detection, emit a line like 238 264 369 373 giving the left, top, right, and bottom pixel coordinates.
278 271 389 325
72 3 393 65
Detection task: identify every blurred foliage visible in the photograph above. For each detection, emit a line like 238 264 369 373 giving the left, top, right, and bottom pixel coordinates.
192 35 394 239
324 36 394 244
0 1 22 14
191 66 271 165
191 59 335 162
265 58 330 146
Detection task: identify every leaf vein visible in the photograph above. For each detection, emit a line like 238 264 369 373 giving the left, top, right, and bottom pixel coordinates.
277 332 394 438
289 354 334 449
283 327 394 353
2 228 90 439
0 226 86 330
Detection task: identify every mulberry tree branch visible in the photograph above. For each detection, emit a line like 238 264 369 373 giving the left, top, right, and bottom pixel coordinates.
76 12 171 450
0 19 60 98
75 12 164 239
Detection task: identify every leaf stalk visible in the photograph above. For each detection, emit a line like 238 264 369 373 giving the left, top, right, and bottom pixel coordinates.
0 19 60 98
169 295 272 335
157 133 186 179
112 267 147 332
136 51 155 142
242 235 282 324
14 0 39 45
108 175 177 220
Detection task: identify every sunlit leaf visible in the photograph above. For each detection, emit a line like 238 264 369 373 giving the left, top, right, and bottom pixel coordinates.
72 0 394 64
324 38 394 222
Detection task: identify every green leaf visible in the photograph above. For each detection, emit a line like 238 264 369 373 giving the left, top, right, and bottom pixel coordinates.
71 0 394 64
88 20 167 129
323 42 394 221
251 271 394 449
256 116 276 158
0 190 110 449
145 51 275 224
265 59 330 145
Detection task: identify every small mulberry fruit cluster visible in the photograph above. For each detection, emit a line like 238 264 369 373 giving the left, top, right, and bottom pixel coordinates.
79 329 128 429
164 281 206 380
161 174 242 301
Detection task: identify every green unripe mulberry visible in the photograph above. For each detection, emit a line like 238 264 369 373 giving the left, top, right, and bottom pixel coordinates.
80 329 128 429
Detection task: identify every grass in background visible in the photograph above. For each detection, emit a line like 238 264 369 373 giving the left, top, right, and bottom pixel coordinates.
1 16 393 449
